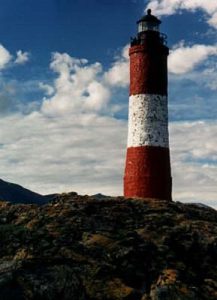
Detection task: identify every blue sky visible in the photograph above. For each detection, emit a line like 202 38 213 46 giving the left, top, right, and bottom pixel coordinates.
0 0 216 207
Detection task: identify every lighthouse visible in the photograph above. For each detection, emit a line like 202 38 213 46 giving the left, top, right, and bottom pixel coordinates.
124 9 172 201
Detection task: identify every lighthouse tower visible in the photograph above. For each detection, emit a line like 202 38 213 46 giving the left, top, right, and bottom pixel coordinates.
124 9 172 201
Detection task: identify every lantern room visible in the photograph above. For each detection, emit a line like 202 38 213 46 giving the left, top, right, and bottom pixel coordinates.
137 9 161 33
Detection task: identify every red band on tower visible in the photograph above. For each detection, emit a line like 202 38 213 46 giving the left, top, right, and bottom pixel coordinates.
124 147 172 200
129 44 168 96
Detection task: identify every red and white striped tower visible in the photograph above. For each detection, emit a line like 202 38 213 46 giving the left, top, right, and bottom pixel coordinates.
124 9 172 201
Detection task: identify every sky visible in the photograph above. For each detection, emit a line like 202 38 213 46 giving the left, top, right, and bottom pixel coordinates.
0 0 216 208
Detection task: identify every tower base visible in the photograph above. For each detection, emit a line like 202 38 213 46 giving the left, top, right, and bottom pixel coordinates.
124 146 172 201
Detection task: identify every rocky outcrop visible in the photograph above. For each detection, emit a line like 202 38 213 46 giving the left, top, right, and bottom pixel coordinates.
0 193 216 299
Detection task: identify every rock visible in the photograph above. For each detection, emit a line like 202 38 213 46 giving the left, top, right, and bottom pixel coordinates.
85 277 137 300
149 269 197 300
0 193 215 299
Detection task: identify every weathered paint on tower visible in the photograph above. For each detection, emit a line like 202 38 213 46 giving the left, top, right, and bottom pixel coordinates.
124 9 172 200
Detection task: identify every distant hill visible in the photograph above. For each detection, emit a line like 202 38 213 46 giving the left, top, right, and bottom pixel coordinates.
0 179 55 205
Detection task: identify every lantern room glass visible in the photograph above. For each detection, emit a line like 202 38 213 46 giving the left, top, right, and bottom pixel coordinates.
138 21 159 33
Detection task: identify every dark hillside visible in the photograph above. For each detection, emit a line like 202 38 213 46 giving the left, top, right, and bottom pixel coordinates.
0 179 54 204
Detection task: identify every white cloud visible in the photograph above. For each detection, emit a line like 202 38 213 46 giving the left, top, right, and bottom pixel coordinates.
209 11 217 28
41 52 111 116
168 43 217 74
39 82 55 96
147 0 217 28
104 44 129 87
0 44 12 69
39 46 131 122
0 45 30 70
15 50 30 65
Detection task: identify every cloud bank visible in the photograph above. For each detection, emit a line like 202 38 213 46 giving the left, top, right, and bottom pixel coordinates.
0 110 216 208
0 112 126 196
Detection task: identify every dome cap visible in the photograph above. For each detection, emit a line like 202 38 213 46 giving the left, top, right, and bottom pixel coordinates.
137 9 161 25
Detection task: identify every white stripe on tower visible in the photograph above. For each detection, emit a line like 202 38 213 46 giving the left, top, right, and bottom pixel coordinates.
128 94 169 148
